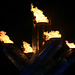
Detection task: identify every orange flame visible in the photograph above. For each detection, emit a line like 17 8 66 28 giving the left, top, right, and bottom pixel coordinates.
31 3 49 23
65 40 75 48
0 31 14 43
44 31 61 41
22 41 35 53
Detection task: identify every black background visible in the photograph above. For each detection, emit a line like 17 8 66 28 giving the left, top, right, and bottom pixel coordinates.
0 0 75 75
0 0 75 45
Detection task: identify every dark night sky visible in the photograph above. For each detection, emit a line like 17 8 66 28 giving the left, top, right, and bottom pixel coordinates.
0 0 75 74
0 0 75 45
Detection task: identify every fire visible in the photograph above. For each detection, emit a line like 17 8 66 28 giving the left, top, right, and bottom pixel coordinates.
44 31 61 41
31 3 49 23
0 31 14 43
65 40 75 48
22 41 35 53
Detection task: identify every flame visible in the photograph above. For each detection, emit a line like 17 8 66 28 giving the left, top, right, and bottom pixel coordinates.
0 31 14 43
22 41 35 53
31 3 49 23
44 31 61 41
65 40 75 48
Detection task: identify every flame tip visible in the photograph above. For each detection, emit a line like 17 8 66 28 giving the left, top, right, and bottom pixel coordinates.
22 41 35 53
31 3 49 23
0 31 14 43
65 40 75 48
44 31 61 41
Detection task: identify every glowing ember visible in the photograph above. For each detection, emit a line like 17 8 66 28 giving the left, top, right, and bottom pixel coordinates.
31 3 49 23
65 40 75 48
22 41 35 53
44 31 61 41
0 31 14 43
